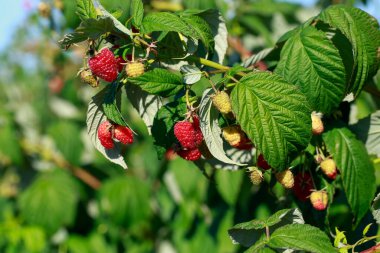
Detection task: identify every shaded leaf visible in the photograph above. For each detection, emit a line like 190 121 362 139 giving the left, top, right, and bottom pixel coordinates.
76 0 97 21
181 65 202 85
131 0 144 27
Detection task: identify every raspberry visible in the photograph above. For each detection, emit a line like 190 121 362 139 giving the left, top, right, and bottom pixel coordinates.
89 48 118 82
257 154 271 170
212 91 232 114
320 158 337 180
174 118 203 149
310 191 328 211
311 112 324 135
222 126 243 146
97 120 114 149
38 2 51 18
249 167 263 185
115 56 126 73
177 148 201 161
79 69 98 88
275 170 294 189
292 172 313 202
113 125 134 145
126 62 145 77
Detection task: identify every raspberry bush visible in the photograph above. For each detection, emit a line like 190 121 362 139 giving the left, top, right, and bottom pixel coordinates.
1 0 380 252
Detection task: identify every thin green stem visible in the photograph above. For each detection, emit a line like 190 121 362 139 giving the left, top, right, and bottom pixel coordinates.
187 56 230 71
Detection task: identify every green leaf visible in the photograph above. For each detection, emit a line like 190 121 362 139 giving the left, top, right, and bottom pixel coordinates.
128 68 184 97
196 10 228 64
372 193 380 225
97 3 132 36
141 12 195 38
125 85 162 135
215 170 244 205
231 72 312 170
131 0 144 27
180 14 214 49
98 177 151 228
47 120 83 165
151 101 187 158
350 110 380 157
18 170 79 235
242 48 273 68
275 26 346 114
268 224 337 253
319 6 380 96
323 126 376 225
199 88 247 167
59 17 131 48
76 0 97 21
181 65 202 85
86 88 128 169
102 82 128 127
228 209 304 247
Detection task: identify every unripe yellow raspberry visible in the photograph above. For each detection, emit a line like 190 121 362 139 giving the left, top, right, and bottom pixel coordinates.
310 191 328 211
222 126 244 146
320 158 337 180
249 167 263 185
311 112 324 135
275 169 294 189
126 62 145 77
38 2 51 18
212 91 232 114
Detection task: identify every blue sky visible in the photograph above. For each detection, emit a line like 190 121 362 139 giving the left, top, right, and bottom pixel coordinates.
0 0 379 52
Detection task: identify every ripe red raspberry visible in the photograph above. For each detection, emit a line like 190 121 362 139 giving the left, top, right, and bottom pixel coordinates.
97 120 114 149
174 118 203 149
177 148 201 161
292 172 313 202
257 154 271 170
89 48 118 82
113 125 134 144
115 56 126 73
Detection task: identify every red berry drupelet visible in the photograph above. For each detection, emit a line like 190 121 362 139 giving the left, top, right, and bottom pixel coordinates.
177 148 202 161
114 125 134 144
97 120 114 149
89 48 118 82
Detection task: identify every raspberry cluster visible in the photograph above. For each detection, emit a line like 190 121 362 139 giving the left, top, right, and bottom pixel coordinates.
174 116 204 161
97 120 134 149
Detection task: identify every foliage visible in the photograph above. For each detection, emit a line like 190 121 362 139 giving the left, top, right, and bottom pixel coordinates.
0 0 380 252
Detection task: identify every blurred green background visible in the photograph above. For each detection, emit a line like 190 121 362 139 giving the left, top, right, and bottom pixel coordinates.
0 0 379 252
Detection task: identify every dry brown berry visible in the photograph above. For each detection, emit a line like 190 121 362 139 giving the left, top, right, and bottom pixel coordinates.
320 158 337 180
310 191 328 211
126 62 145 77
311 113 324 135
212 91 232 114
275 170 294 189
249 167 263 185
79 69 99 88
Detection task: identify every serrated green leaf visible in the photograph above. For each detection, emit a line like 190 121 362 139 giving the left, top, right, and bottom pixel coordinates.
131 0 144 27
350 110 380 157
76 0 97 21
59 17 131 48
97 3 132 36
242 48 273 68
86 88 128 169
323 126 376 225
334 228 347 250
180 14 214 49
275 26 346 114
151 101 187 158
125 85 162 135
319 6 380 96
199 88 247 167
128 68 184 97
141 12 195 38
228 209 304 247
181 65 202 85
231 72 312 170
102 82 127 126
98 177 151 228
18 170 79 235
268 224 337 253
